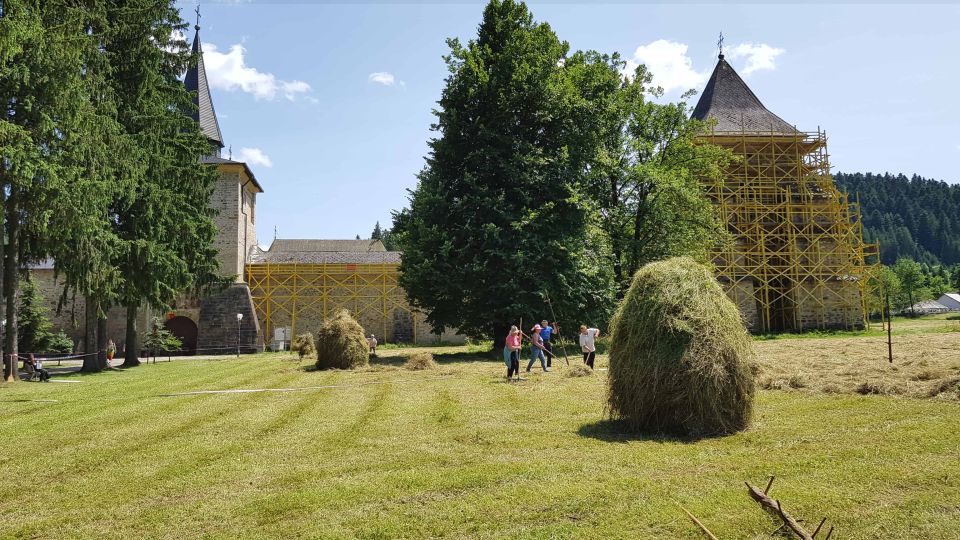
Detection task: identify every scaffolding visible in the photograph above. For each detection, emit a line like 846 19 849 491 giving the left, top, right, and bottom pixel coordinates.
699 128 879 333
245 262 420 345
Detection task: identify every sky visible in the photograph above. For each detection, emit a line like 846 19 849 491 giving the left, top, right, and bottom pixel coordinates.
180 1 960 245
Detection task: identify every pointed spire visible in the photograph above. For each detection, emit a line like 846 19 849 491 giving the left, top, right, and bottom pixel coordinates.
184 9 224 151
691 56 796 134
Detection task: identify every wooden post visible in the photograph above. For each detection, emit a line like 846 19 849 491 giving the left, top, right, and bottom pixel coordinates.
885 291 893 363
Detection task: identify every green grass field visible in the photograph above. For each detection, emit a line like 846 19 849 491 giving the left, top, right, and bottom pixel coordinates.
1 344 958 539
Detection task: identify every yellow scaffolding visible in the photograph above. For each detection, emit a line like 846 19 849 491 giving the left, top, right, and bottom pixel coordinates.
245 262 418 345
699 128 879 332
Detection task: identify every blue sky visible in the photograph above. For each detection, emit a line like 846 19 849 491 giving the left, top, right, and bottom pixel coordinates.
182 1 960 245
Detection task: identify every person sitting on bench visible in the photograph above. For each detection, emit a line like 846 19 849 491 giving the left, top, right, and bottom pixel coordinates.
23 354 50 382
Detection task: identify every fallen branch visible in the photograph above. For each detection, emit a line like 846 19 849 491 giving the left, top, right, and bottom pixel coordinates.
745 478 831 540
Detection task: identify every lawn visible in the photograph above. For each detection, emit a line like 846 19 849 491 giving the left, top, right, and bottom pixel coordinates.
1 339 958 539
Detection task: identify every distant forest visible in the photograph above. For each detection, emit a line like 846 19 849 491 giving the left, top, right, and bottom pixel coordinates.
835 172 960 266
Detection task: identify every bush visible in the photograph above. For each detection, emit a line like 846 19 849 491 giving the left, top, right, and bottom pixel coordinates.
292 333 316 360
607 257 755 437
48 331 74 354
404 352 436 371
566 364 593 378
315 310 369 370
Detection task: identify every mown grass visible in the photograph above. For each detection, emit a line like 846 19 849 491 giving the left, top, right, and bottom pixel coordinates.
1 345 958 539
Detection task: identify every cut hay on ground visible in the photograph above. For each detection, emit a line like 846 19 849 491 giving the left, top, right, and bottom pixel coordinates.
292 333 316 360
566 364 592 378
607 257 755 437
754 332 960 399
315 310 369 370
405 352 436 371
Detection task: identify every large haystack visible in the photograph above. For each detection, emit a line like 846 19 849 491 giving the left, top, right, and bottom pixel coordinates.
315 310 369 370
607 257 755 436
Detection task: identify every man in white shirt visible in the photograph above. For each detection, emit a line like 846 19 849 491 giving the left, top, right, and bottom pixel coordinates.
578 325 600 369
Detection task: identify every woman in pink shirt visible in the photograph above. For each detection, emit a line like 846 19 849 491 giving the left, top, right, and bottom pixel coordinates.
503 326 522 380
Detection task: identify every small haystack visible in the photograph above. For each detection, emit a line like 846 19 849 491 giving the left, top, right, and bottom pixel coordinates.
607 257 755 436
292 333 316 360
315 310 369 370
566 364 593 378
404 352 436 371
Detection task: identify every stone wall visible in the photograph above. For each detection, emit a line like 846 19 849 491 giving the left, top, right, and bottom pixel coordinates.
198 283 263 353
210 168 242 280
722 280 759 332
796 279 864 330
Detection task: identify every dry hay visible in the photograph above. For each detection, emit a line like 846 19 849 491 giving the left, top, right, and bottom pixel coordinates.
566 364 593 378
405 352 437 371
292 333 316 360
315 310 369 370
754 332 960 399
607 257 755 437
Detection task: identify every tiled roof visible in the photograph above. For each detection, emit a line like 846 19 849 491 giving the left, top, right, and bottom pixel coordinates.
184 26 224 149
200 155 263 193
691 56 797 134
267 239 386 253
248 245 400 265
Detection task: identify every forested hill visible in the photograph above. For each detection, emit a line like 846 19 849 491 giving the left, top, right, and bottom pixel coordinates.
834 172 960 266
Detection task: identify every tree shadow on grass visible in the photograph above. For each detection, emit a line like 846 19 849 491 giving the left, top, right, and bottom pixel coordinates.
577 419 714 444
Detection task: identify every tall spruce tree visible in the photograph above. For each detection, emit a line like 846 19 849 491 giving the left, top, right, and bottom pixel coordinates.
103 2 225 367
394 0 612 346
1 1 124 377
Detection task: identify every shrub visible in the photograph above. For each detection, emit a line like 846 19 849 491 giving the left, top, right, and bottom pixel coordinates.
607 257 755 437
566 364 593 378
315 310 369 370
405 352 436 371
48 331 74 354
292 333 316 360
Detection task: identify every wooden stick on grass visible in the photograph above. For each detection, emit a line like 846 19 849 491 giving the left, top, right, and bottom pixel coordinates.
745 481 821 540
678 504 720 540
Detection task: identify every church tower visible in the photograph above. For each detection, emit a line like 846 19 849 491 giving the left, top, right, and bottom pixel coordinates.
692 53 878 332
178 18 262 353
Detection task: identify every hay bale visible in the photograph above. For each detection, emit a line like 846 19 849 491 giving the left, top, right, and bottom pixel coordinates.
566 364 593 378
405 352 436 371
292 333 316 360
607 257 755 437
315 310 369 370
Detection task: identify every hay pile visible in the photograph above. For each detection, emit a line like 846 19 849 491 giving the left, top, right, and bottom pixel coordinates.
607 257 755 436
292 333 316 360
315 310 369 370
404 352 436 371
566 364 593 378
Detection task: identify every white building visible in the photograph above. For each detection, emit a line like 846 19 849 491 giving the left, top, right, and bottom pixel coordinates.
937 293 960 311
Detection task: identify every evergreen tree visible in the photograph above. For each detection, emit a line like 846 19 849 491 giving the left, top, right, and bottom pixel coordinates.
17 274 54 354
394 0 612 346
951 265 960 292
371 222 384 241
102 1 226 368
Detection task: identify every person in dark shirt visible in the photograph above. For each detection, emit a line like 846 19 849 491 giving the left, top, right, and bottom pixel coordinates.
539 320 558 367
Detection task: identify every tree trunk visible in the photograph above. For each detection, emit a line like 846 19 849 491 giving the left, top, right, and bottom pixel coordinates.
3 187 19 382
492 323 509 352
123 303 140 367
96 314 107 369
81 297 100 372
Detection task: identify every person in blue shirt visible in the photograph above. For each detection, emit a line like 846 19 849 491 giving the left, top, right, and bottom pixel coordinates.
539 319 558 367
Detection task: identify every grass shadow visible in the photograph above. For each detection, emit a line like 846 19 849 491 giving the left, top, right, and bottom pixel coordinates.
577 419 716 444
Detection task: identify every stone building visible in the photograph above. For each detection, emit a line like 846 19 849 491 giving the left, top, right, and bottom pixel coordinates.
31 21 460 354
692 53 878 332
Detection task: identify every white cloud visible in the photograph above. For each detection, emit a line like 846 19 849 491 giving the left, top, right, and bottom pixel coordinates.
235 147 272 168
625 40 708 94
203 42 312 101
726 43 785 75
368 72 404 87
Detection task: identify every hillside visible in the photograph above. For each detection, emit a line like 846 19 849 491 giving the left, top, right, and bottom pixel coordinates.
834 172 960 265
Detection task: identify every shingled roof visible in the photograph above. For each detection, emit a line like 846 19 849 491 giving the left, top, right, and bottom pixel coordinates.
184 25 224 149
691 55 797 134
248 239 399 265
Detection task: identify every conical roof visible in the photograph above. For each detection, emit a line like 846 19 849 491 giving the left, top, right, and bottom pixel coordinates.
184 25 224 149
691 56 796 134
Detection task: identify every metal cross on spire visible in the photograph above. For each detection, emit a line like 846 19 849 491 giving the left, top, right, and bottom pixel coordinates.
718 31 725 59
195 2 202 30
